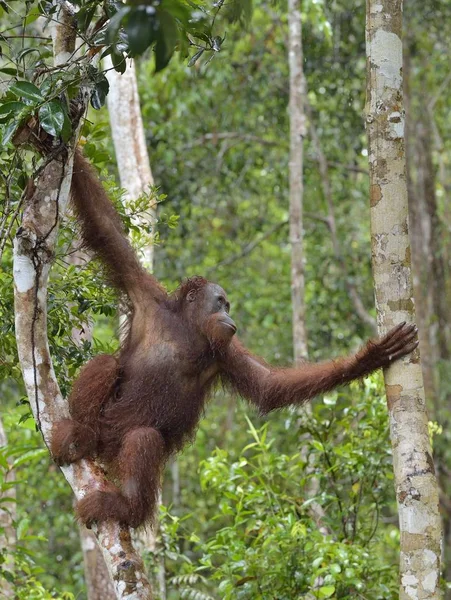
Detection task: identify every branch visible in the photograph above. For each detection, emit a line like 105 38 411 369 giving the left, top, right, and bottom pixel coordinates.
12 5 152 599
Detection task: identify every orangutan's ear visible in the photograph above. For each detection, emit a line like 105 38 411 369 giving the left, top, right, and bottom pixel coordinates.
186 289 197 303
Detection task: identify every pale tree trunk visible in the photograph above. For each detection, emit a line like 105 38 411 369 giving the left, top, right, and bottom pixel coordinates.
12 8 152 599
105 59 166 600
80 527 116 600
288 0 308 363
366 2 442 598
105 58 155 270
288 2 329 535
0 418 15 599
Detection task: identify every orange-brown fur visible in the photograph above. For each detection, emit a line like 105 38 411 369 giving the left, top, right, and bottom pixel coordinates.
50 149 418 528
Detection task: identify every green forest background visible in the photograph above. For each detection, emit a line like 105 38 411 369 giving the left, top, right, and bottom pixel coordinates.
0 1 450 598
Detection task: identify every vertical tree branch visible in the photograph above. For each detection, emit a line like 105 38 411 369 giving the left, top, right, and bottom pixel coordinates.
365 2 442 598
288 0 308 364
105 58 156 270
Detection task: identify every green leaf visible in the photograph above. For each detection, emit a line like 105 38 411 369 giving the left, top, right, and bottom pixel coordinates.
17 517 30 540
126 7 157 56
12 448 47 468
9 81 43 103
23 6 42 25
162 0 191 24
0 67 23 76
0 452 8 469
76 4 97 33
310 439 323 452
61 111 72 143
90 79 109 110
111 48 126 74
105 5 130 44
0 101 27 116
319 585 336 598
188 48 205 67
38 100 65 136
1 121 19 146
155 9 177 72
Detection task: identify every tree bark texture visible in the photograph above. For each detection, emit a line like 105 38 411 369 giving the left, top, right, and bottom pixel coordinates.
288 0 308 363
12 8 153 600
366 2 442 598
80 527 116 600
105 58 156 270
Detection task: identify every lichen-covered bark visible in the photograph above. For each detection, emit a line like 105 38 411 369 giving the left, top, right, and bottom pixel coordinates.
12 7 153 600
288 0 308 363
365 1 442 598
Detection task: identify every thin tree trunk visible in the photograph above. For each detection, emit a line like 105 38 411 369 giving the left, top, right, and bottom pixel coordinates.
12 8 152 599
288 2 330 535
365 2 442 598
105 59 166 600
288 0 308 363
105 58 155 270
80 527 116 600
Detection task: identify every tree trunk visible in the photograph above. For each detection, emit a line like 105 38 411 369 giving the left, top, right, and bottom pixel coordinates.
67 248 116 600
105 58 156 270
80 527 116 600
288 0 308 364
365 2 442 598
105 59 166 599
12 8 153 599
